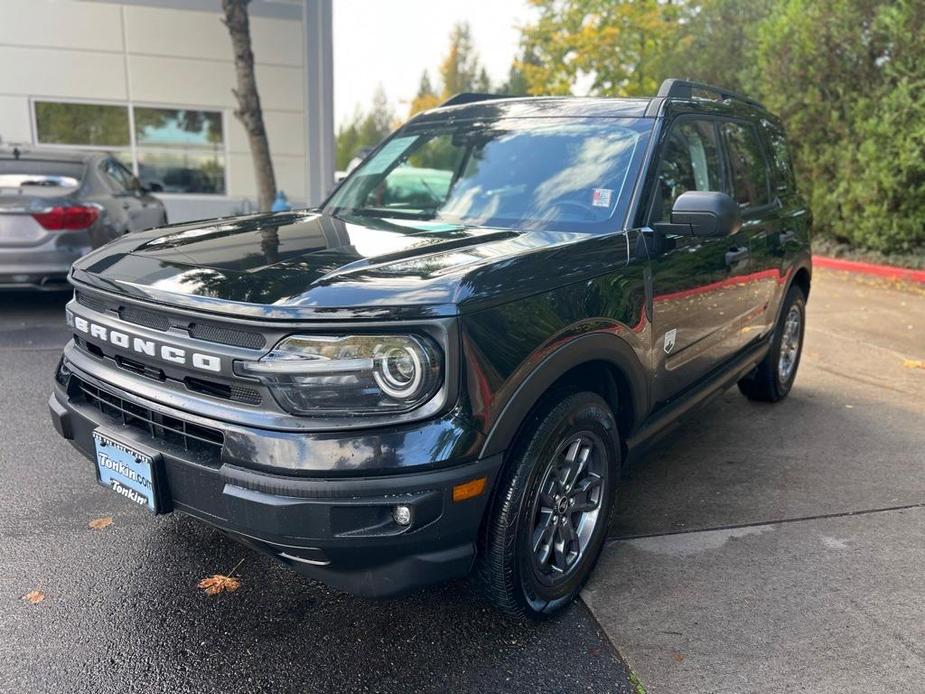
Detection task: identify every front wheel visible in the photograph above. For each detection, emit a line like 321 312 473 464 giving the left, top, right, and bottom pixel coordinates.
477 391 620 618
738 285 806 402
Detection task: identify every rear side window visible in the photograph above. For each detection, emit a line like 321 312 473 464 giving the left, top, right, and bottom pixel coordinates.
760 119 796 193
102 159 137 193
720 122 770 208
651 119 724 222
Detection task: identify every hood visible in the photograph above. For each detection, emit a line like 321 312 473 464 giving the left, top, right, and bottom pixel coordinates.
71 210 618 320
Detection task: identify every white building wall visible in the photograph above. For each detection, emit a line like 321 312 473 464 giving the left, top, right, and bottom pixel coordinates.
0 0 314 222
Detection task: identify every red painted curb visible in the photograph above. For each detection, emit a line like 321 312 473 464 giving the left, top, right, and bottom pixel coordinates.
812 255 925 284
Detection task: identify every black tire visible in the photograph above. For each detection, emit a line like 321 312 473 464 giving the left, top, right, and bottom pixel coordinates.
738 285 806 402
477 391 620 619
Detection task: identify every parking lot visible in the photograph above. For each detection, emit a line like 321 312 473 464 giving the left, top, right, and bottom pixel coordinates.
2 269 924 693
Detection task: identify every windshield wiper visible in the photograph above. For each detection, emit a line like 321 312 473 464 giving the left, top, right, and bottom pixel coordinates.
340 208 438 221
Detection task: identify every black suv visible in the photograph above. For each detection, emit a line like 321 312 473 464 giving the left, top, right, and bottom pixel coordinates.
49 80 811 618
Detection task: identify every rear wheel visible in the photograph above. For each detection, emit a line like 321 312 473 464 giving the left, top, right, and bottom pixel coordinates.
477 391 620 618
738 285 806 402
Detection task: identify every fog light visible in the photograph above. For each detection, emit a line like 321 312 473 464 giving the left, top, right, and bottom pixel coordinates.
392 505 412 526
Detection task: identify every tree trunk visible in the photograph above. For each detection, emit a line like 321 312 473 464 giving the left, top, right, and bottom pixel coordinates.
222 0 276 211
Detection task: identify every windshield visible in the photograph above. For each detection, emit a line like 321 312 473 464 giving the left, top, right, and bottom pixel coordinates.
325 117 650 233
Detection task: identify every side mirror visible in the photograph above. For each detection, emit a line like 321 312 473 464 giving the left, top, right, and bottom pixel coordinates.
671 191 741 237
146 182 164 193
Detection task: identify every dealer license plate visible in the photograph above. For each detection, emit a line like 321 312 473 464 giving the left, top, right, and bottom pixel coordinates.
93 431 159 513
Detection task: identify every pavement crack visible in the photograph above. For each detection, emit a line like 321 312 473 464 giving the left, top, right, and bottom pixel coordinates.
608 502 925 542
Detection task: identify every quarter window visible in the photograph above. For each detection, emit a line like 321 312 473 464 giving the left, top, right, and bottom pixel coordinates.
651 119 723 222
720 122 770 207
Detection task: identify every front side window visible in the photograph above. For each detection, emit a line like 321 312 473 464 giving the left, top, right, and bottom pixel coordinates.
326 117 648 233
133 108 225 194
651 119 723 222
721 121 770 207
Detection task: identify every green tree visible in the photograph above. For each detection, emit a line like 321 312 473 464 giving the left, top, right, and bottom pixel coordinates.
408 22 494 117
519 0 688 96
751 0 925 253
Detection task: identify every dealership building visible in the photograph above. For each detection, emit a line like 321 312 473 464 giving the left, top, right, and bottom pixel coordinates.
0 0 334 222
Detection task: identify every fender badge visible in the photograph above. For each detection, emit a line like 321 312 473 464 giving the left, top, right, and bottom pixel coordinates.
664 329 677 354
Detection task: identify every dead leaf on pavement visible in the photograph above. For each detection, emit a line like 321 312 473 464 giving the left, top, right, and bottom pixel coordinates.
197 558 244 596
88 516 113 530
672 652 685 663
21 590 45 604
902 359 925 369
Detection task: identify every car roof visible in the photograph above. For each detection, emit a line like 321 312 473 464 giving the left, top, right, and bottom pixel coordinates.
414 80 773 125
414 96 653 123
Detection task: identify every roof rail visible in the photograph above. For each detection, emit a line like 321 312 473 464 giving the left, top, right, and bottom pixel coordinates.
657 78 765 110
440 92 510 108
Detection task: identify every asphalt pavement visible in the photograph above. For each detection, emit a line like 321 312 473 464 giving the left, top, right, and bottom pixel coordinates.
2 271 923 693
0 291 632 694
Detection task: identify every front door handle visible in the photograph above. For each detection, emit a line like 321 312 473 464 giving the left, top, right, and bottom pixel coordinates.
725 246 750 266
779 230 796 245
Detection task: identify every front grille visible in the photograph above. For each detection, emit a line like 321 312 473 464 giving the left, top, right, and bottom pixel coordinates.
75 290 107 314
71 377 224 465
189 322 265 349
119 305 171 331
73 337 262 406
75 290 266 350
184 376 262 405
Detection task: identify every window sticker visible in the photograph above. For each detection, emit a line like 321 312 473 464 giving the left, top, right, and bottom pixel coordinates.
361 136 419 175
592 188 613 208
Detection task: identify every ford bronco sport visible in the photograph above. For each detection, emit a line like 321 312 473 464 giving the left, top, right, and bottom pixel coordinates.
49 79 811 618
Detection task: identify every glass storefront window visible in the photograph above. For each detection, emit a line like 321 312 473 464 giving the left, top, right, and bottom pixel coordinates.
134 107 225 194
35 101 130 147
31 101 226 195
136 149 226 195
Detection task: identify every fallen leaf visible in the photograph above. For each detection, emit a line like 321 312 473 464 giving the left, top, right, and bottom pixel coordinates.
197 574 241 596
672 652 685 663
88 516 113 530
21 590 45 604
197 558 244 596
902 359 925 369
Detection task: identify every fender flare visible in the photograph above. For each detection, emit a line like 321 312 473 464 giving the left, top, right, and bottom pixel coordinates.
479 332 650 459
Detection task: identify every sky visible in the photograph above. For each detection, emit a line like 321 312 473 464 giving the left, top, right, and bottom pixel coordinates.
332 0 533 127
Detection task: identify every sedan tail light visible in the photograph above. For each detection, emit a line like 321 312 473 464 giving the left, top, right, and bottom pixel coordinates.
32 205 100 231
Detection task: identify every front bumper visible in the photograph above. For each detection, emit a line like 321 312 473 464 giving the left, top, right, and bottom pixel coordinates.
49 368 502 598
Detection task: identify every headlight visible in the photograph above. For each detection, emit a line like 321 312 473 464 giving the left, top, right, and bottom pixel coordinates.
234 334 442 416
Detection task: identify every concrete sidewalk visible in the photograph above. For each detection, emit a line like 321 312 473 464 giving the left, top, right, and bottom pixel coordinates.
583 271 925 693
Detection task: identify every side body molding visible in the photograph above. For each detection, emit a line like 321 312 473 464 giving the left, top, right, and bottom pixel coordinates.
480 332 650 459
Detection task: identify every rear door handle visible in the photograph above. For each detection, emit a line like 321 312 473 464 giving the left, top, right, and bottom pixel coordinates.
779 230 796 244
725 246 750 266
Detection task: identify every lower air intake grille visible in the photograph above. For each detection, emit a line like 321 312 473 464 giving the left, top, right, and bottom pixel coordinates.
72 377 223 465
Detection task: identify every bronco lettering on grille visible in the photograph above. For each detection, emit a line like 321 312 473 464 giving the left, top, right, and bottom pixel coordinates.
68 311 222 373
